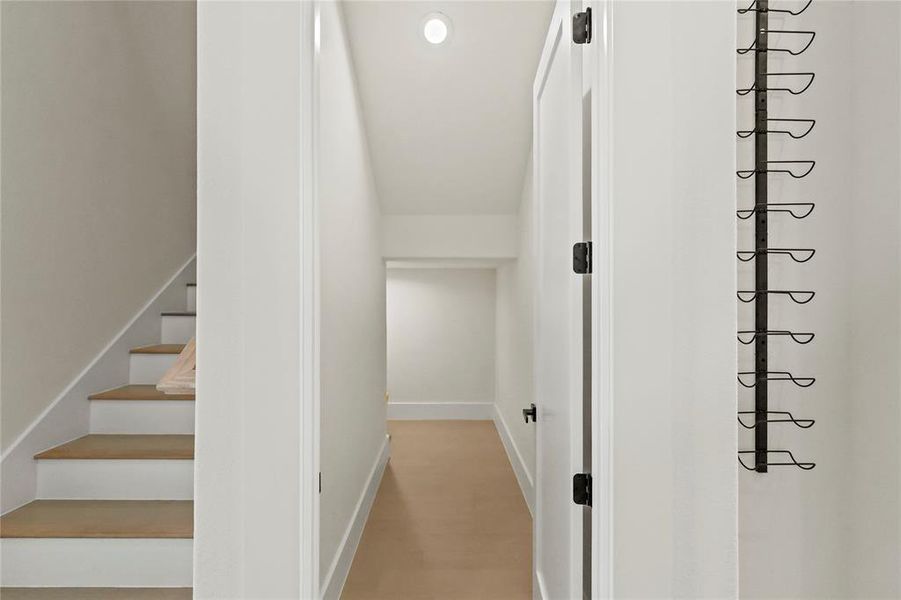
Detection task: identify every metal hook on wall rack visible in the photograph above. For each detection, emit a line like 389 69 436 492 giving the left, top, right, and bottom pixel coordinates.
738 410 815 429
737 118 816 139
738 0 817 475
737 290 816 304
737 248 816 263
737 202 815 220
737 0 812 16
737 72 816 96
738 450 816 471
737 160 816 179
738 371 816 388
737 330 815 344
737 30 816 56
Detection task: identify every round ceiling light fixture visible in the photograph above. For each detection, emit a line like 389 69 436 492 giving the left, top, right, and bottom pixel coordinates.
422 13 451 45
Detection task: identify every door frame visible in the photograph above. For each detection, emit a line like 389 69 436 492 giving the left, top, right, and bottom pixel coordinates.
300 1 321 598
587 1 614 597
295 1 613 597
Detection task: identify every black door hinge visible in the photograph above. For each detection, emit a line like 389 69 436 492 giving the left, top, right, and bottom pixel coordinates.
573 473 592 506
319 472 322 494
573 7 592 44
573 241 592 274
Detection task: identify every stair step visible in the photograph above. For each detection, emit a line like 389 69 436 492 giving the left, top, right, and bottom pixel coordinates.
130 344 185 355
0 500 192 539
36 435 193 460
89 384 194 402
129 346 183 384
161 313 195 344
89 387 194 435
0 589 192 600
186 284 196 312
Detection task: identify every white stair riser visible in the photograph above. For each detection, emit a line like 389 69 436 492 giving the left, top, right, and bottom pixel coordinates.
186 286 196 312
0 538 192 587
129 354 179 384
161 315 196 344
37 459 194 500
91 400 195 434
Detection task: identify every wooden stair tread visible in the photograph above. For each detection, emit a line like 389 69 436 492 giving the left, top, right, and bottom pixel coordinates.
160 311 196 317
0 500 193 538
130 344 185 355
0 589 192 600
89 384 194 401
36 435 194 460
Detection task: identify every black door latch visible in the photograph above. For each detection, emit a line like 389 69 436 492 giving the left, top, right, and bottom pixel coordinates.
522 403 537 424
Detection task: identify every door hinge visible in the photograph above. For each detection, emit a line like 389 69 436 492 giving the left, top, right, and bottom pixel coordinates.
573 7 592 45
319 472 322 494
573 241 592 274
573 473 592 506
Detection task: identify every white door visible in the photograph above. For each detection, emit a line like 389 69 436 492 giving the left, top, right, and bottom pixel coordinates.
533 1 584 598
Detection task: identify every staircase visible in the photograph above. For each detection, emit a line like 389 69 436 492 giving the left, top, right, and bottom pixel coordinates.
0 283 197 596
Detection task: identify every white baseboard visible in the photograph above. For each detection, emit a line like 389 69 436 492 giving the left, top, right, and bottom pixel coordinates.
535 570 549 600
387 401 493 420
0 255 196 514
320 434 390 600
493 405 535 516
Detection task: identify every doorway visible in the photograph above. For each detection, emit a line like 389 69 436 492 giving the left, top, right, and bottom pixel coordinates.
315 1 596 598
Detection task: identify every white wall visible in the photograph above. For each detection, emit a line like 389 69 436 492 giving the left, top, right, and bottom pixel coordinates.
607 2 738 597
847 4 901 595
495 153 536 494
195 2 314 597
386 268 496 409
736 4 901 598
318 1 388 591
0 0 196 452
382 215 517 260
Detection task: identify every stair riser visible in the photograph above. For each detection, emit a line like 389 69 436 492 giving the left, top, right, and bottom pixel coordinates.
90 400 195 434
186 286 196 312
0 538 192 587
161 315 196 344
37 460 194 500
129 354 179 385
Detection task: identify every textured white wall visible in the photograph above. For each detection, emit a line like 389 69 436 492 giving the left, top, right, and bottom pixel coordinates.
0 0 196 452
195 2 311 596
609 2 738 597
387 268 496 406
318 0 388 589
495 153 536 487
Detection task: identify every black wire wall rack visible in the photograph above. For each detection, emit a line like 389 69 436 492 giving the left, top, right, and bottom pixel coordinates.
737 0 816 473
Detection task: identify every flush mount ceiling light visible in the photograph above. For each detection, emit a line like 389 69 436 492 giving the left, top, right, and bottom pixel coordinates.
422 13 452 45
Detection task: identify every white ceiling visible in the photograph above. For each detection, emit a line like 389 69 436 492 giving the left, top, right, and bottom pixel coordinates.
342 1 554 215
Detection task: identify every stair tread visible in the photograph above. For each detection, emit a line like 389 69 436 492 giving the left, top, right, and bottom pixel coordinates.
0 589 192 600
0 500 193 538
161 311 196 317
89 384 194 401
35 435 193 460
130 344 184 355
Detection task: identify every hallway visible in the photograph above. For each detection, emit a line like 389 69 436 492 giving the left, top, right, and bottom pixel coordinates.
342 421 532 600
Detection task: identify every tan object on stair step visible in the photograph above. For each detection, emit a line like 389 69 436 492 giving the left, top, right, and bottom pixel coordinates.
156 337 195 395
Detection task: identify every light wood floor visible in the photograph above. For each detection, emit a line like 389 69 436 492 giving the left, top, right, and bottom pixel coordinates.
341 420 531 600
